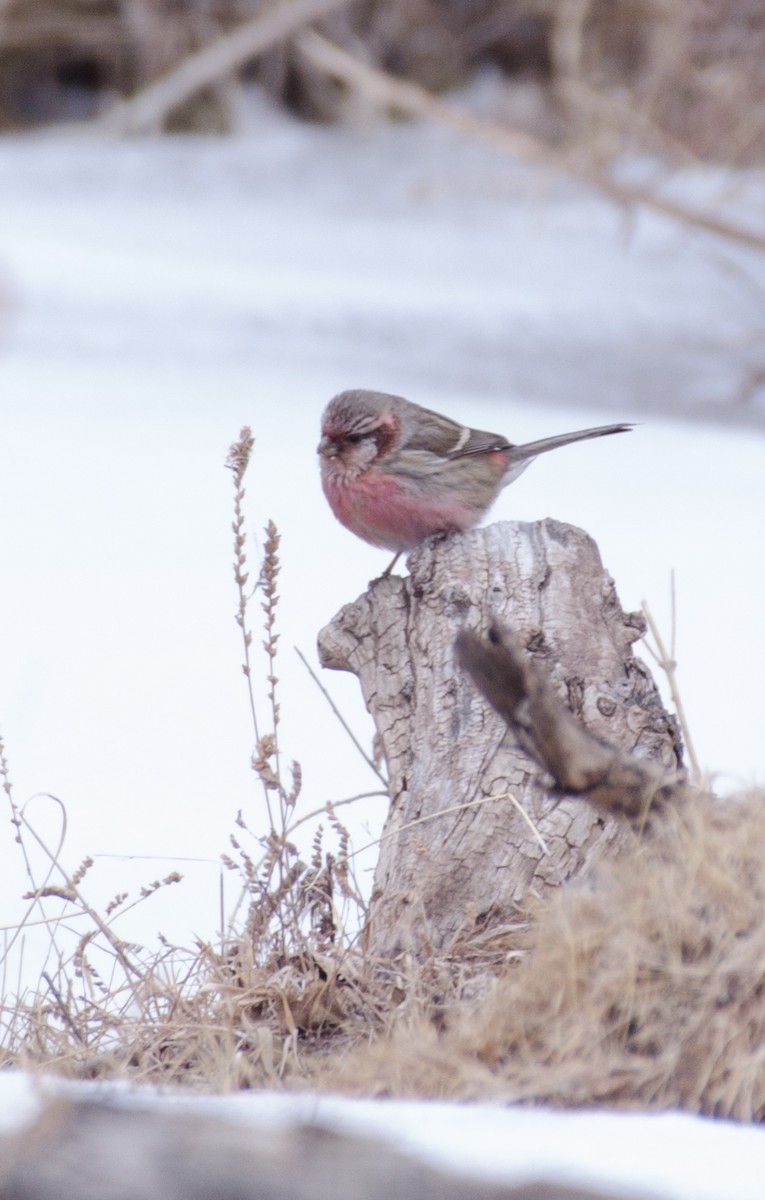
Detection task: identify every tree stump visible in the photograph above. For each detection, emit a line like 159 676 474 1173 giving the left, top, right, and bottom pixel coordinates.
318 520 682 959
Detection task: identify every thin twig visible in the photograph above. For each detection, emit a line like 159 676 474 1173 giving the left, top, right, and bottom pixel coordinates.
346 789 538 862
17 799 145 985
0 789 71 971
503 791 554 863
42 971 85 1044
295 647 388 787
641 591 701 784
286 790 388 837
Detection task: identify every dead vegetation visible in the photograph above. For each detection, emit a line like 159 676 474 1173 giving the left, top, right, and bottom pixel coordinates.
0 0 764 168
1 428 765 1124
315 787 765 1121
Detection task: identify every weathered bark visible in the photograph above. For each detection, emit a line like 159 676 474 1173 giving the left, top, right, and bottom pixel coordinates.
456 622 684 819
318 520 682 958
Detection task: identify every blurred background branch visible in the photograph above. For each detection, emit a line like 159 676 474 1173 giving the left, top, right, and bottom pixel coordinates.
295 28 765 252
0 0 762 172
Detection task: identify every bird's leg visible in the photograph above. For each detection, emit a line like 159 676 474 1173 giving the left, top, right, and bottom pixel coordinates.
380 551 402 578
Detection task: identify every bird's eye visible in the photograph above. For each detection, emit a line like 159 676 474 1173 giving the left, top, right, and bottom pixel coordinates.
345 432 366 445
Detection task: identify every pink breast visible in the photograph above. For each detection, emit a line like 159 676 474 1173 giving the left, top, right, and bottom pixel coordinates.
323 470 477 551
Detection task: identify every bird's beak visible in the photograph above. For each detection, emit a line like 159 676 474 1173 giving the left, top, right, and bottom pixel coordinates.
317 435 339 458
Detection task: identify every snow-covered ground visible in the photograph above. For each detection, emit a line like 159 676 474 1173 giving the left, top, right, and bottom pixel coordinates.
1 1070 764 1199
0 97 764 961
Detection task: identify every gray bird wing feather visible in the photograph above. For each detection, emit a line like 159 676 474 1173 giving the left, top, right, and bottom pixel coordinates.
502 423 632 464
398 403 630 467
447 423 631 463
400 408 509 458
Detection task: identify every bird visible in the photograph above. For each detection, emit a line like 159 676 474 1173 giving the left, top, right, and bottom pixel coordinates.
318 389 631 564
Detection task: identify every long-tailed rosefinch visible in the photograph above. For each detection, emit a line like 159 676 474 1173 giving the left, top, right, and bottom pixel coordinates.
318 389 631 553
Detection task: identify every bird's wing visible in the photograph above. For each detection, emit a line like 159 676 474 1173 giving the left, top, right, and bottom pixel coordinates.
447 426 512 459
399 405 509 458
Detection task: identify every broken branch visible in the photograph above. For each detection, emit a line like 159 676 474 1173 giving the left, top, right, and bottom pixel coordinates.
456 621 683 820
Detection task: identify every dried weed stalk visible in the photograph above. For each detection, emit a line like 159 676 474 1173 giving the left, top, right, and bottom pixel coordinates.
0 427 375 1088
223 427 369 976
641 574 701 785
0 777 197 1078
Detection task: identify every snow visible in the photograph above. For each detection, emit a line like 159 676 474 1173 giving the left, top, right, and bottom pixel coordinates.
1 1070 764 1199
1 86 765 1200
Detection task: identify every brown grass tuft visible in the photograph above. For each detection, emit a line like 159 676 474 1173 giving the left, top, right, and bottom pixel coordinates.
314 787 765 1119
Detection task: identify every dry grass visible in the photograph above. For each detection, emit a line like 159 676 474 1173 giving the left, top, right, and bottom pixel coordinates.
0 427 378 1089
2 427 765 1125
315 787 765 1120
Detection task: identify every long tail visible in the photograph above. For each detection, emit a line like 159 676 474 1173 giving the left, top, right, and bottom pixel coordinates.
501 423 632 485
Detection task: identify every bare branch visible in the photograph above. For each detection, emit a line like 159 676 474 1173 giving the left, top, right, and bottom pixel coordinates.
297 30 765 255
95 0 352 136
456 622 684 821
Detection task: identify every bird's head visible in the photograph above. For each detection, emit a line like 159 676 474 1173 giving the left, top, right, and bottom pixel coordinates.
318 390 402 480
